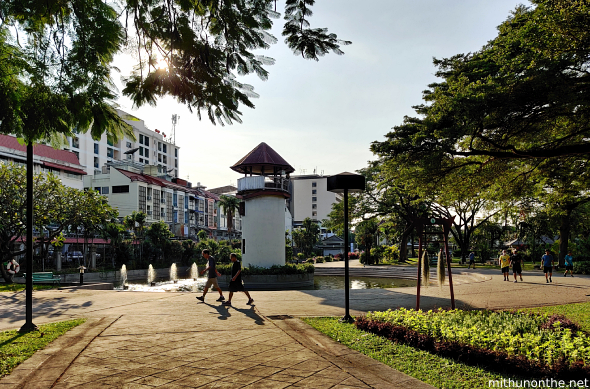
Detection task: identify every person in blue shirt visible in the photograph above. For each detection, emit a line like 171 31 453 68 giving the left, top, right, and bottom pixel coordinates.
541 250 554 283
467 251 476 269
564 251 574 277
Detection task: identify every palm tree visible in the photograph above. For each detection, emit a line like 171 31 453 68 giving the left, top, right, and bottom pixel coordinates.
218 195 241 240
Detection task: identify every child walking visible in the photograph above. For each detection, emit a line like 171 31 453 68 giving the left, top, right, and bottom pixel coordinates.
223 253 254 306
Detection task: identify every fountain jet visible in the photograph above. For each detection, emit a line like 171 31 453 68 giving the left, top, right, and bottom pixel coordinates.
190 263 199 280
170 263 178 283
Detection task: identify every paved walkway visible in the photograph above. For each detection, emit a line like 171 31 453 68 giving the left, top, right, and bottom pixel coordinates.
1 267 589 388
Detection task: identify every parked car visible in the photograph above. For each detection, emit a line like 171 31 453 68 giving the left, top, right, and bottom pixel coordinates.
67 251 84 261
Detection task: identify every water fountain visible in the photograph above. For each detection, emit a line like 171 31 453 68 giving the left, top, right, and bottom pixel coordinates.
121 264 128 289
190 263 199 281
148 264 156 286
170 263 178 283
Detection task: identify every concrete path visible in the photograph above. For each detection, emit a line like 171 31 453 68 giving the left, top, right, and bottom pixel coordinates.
1 267 589 388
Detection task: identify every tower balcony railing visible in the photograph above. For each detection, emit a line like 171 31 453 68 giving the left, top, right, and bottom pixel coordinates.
237 176 289 192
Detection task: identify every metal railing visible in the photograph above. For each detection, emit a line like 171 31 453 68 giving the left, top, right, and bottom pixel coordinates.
237 176 289 192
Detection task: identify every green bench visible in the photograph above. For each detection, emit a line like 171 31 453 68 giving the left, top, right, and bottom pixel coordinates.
22 272 61 285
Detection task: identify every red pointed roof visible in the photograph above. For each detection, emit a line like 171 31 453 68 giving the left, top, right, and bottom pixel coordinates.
231 142 294 175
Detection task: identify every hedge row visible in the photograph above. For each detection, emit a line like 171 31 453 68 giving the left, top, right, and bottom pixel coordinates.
355 317 590 379
216 263 314 275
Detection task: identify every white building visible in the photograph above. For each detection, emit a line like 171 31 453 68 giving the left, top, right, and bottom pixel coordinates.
0 134 87 189
66 109 180 178
289 174 341 227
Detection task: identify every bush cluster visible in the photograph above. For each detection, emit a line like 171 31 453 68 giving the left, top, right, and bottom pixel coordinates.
216 263 314 276
355 316 590 379
573 261 590 274
358 308 590 377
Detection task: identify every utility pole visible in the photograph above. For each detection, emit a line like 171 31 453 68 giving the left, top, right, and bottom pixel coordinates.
171 114 179 145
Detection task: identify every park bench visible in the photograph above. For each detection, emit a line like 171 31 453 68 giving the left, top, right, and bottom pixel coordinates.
22 272 61 285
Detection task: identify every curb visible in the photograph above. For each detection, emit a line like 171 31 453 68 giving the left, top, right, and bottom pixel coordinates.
0 316 119 389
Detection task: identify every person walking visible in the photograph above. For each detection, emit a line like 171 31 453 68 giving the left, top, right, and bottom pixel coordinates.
510 250 523 283
196 249 225 302
222 253 254 307
542 250 554 283
467 251 476 269
499 250 511 281
564 251 574 277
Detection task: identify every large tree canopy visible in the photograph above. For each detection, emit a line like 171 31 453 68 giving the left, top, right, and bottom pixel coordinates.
371 0 590 195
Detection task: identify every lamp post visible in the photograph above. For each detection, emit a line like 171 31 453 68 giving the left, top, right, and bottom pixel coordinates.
327 172 365 323
19 142 37 333
78 266 86 285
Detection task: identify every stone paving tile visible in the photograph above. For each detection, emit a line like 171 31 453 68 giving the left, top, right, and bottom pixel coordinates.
290 358 334 372
282 368 315 378
89 371 144 386
291 374 346 388
167 374 220 387
209 372 264 387
339 376 372 387
265 372 305 383
143 359 192 370
240 365 284 377
152 366 204 380
240 378 292 388
130 375 175 386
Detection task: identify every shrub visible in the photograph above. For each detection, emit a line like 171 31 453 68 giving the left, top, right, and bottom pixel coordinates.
362 308 590 369
573 261 590 275
324 256 332 262
297 253 306 261
334 253 342 261
359 251 366 264
217 263 314 275
348 252 359 259
316 257 325 263
305 258 315 264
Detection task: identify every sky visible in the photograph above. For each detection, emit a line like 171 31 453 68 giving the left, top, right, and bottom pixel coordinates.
111 0 526 189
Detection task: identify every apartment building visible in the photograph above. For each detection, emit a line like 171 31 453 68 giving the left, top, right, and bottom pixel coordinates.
289 174 341 227
208 185 242 240
66 109 180 178
0 134 87 190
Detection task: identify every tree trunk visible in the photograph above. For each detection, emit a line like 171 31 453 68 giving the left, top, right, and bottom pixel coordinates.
558 210 572 267
398 226 412 262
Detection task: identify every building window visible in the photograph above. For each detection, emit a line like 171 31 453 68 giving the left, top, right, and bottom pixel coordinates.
126 141 132 148
95 187 101 194
312 182 317 187
166 192 173 222
158 142 162 151
175 159 177 168
312 211 317 217
139 147 143 156
107 147 114 158
312 204 317 209
163 144 167 153
126 154 132 160
153 190 161 218
139 134 144 144
312 197 317 202
139 158 144 163
144 136 149 147
102 187 110 194
175 148 178 157
107 139 114 146
94 143 99 154
73 151 79 160
112 185 130 193
173 193 178 207
242 239 245 254
94 157 99 168
72 137 80 148
312 189 317 194
158 154 162 162
139 186 146 212
163 155 167 164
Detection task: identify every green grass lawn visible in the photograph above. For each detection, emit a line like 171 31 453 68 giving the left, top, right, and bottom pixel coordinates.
0 319 85 378
0 284 58 293
303 317 525 389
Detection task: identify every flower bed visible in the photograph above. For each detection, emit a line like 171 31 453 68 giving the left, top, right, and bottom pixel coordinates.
356 308 590 379
216 263 314 275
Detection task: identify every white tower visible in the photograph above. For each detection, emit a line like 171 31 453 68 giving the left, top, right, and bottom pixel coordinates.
231 143 294 267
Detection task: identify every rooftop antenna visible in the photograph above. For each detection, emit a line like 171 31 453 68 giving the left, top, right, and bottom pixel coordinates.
171 114 179 144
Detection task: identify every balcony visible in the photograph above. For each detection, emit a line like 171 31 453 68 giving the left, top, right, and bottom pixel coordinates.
147 195 152 200
237 176 289 192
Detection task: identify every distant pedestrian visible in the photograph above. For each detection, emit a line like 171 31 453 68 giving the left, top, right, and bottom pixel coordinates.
223 253 254 306
542 250 554 283
467 251 476 269
196 249 225 302
564 251 574 277
499 250 511 281
510 250 523 283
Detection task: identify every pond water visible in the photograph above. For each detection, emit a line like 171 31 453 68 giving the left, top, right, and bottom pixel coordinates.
115 275 416 292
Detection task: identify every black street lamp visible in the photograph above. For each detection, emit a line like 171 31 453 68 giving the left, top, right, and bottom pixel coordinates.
19 142 37 333
327 172 365 323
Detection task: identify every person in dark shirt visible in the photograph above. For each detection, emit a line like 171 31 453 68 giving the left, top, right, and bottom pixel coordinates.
467 251 476 269
222 253 254 306
196 249 225 302
542 250 554 283
510 250 523 283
